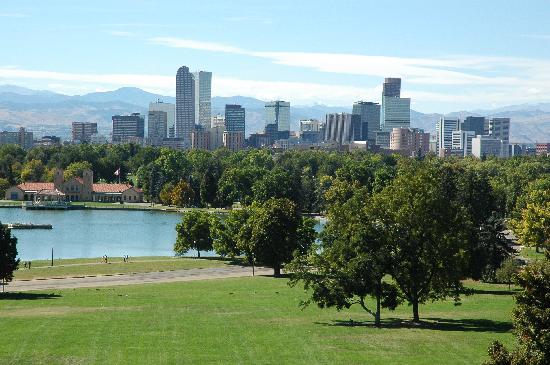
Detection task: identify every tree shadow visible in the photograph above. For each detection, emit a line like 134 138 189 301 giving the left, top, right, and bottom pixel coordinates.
316 317 512 333
0 292 62 301
470 288 520 296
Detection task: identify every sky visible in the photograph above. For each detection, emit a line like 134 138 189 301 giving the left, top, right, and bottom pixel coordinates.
1 0 550 113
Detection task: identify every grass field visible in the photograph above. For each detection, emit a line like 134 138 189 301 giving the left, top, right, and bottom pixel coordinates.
519 246 547 261
14 257 233 280
0 277 516 364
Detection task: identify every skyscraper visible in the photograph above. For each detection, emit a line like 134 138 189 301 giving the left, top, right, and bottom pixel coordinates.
112 113 145 143
485 117 510 142
382 78 401 97
265 101 290 133
460 116 485 136
324 113 354 145
193 71 212 130
72 122 98 143
436 118 460 152
147 110 167 146
380 78 410 139
352 101 380 142
224 104 245 134
149 100 175 137
176 66 195 147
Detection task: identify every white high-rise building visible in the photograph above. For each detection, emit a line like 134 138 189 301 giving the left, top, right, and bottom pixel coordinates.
211 115 225 128
452 130 475 157
299 119 320 132
193 71 212 130
436 118 460 152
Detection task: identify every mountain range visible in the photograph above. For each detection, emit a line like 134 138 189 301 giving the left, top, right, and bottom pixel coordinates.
0 85 548 143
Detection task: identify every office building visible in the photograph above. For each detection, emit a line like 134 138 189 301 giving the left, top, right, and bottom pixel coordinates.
211 115 225 128
223 131 244 151
536 143 550 156
382 77 401 97
485 117 510 142
299 119 320 132
210 125 225 150
248 133 272 148
225 104 245 134
193 71 212 130
324 113 354 145
72 122 98 143
35 135 61 147
389 127 430 156
265 101 290 132
460 116 485 136
436 118 460 152
175 66 195 147
452 130 475 157
379 78 410 142
149 101 175 137
0 127 34 150
147 110 168 146
191 128 210 150
112 113 144 143
352 101 380 142
472 135 509 158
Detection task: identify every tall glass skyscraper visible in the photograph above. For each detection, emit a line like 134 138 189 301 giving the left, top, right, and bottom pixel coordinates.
225 104 245 134
265 101 290 132
176 66 195 146
352 101 380 142
380 78 410 134
193 71 212 130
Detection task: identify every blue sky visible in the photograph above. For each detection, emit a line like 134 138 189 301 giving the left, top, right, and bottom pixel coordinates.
1 0 550 112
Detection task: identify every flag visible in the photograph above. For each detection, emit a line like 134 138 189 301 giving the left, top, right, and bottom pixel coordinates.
114 168 120 176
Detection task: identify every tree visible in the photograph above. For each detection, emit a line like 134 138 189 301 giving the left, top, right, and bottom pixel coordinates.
513 182 550 253
0 178 10 199
20 159 46 182
484 259 550 365
174 211 216 258
212 208 252 258
495 258 520 290
159 182 174 205
476 216 515 282
289 189 400 327
248 198 316 277
64 161 93 180
374 163 471 322
0 223 19 292
171 179 195 207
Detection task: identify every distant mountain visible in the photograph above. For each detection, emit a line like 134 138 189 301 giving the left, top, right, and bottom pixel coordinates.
0 85 548 142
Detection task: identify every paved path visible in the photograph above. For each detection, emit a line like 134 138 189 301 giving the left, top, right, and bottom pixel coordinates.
7 266 273 292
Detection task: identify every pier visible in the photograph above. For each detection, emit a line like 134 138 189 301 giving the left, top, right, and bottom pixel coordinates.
2 223 53 230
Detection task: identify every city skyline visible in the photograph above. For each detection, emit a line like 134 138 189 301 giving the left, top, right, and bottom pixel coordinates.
1 1 550 113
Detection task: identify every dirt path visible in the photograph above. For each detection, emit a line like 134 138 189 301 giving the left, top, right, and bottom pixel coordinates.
6 266 273 292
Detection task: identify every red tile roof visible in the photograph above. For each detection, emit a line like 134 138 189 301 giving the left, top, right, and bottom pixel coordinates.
92 183 136 193
17 182 55 191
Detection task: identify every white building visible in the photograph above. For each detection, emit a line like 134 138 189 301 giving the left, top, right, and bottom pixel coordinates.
299 119 320 132
452 130 475 157
193 71 212 129
324 113 354 145
211 115 225 128
472 135 509 158
436 118 460 152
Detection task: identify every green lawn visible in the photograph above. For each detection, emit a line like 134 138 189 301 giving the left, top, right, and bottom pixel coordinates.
0 278 516 364
519 246 546 261
15 257 233 280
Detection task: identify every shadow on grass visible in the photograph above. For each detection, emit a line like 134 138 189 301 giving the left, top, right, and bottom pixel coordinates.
0 292 61 300
316 317 512 333
470 288 520 296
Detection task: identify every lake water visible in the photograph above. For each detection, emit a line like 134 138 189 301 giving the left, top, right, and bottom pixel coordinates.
0 208 325 261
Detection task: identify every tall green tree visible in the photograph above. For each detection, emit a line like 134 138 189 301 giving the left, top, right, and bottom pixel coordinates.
0 223 19 292
374 163 472 322
64 161 93 180
20 159 46 182
289 189 400 327
174 211 216 258
485 259 550 365
248 198 316 277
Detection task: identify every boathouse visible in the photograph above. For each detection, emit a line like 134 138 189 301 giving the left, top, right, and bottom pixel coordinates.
4 169 143 203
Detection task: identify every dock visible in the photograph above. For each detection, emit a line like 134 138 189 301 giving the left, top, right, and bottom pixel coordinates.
3 223 53 230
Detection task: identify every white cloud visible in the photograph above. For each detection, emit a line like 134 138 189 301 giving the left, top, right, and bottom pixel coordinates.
149 37 247 54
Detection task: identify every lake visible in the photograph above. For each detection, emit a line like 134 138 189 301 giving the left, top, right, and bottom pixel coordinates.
0 208 324 260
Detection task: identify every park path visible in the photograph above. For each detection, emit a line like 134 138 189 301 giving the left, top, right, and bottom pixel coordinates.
7 266 272 292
